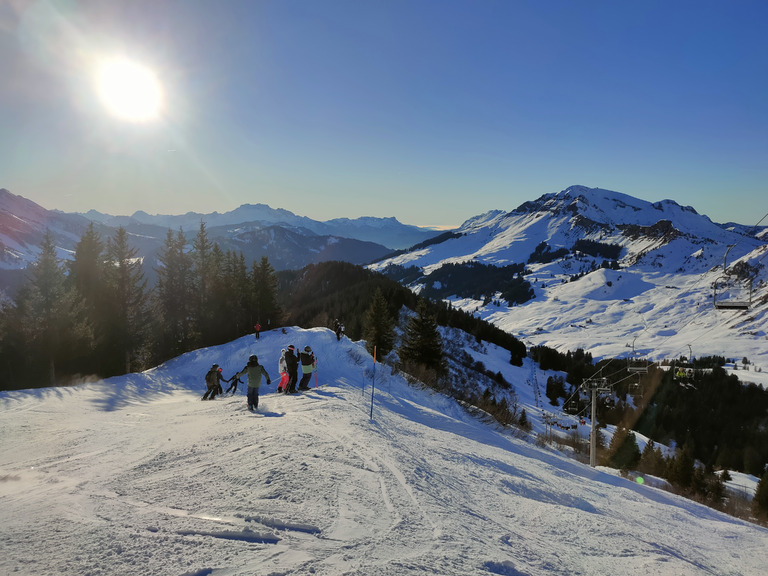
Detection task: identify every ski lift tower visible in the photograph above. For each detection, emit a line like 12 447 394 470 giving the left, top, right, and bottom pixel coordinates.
582 377 610 467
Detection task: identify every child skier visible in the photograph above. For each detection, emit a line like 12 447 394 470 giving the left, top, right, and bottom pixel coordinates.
233 355 271 411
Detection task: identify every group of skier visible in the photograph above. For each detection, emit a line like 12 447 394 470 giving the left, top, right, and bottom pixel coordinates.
201 342 317 411
277 344 316 393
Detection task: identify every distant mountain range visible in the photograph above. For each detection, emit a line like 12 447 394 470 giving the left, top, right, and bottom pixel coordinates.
0 188 440 295
369 185 768 365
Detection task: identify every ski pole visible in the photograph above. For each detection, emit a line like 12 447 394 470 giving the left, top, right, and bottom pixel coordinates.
370 346 377 420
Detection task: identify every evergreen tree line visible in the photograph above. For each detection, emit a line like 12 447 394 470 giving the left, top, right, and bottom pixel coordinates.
535 342 768 478
278 261 527 365
604 431 729 509
0 222 281 389
417 261 534 306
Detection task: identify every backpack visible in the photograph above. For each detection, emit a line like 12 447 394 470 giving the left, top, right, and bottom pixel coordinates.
205 369 217 387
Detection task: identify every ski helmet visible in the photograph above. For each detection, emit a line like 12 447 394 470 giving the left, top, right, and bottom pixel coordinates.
304 346 312 352
249 354 258 363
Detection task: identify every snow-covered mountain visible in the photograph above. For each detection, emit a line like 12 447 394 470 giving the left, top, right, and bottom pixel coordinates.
2 326 767 575
0 188 435 295
370 185 768 367
0 188 94 268
83 203 438 249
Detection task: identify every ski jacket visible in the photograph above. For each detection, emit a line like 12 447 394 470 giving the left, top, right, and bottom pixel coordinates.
205 369 226 388
285 350 299 374
205 369 217 387
299 351 315 374
235 360 271 390
278 353 287 374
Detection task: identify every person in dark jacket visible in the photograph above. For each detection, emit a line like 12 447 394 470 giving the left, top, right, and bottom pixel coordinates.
225 375 242 395
234 355 271 411
202 364 229 400
284 344 299 394
298 345 316 390
333 319 344 341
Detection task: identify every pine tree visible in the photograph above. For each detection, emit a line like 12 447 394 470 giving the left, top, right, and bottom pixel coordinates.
226 251 250 337
399 299 444 372
669 443 696 490
638 440 665 477
363 287 395 357
192 221 215 343
251 256 281 329
518 408 531 430
68 222 105 317
154 229 194 357
752 470 768 520
607 426 641 470
67 222 107 372
19 230 91 385
104 227 148 374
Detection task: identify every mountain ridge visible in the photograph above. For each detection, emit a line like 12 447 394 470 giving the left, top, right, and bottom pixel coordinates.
370 185 768 366
0 188 435 292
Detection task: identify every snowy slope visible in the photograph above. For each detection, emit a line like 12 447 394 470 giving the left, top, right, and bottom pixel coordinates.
370 186 768 368
2 327 767 576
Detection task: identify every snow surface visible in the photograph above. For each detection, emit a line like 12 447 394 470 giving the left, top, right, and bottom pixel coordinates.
3 327 767 576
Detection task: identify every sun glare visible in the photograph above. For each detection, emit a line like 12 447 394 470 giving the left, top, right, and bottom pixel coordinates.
96 58 163 122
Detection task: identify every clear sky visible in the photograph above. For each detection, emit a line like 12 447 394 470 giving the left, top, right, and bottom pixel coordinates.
1 0 767 228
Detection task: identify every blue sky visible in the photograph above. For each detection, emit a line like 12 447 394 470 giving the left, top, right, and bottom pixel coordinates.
1 0 767 228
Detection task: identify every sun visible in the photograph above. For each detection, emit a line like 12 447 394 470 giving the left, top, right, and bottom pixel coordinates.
96 58 163 122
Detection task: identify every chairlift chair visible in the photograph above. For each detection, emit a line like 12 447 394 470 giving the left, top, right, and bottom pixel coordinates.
627 361 649 375
713 276 752 310
626 337 650 374
713 244 753 310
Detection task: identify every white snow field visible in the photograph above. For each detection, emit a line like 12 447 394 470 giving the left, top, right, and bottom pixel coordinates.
2 327 767 576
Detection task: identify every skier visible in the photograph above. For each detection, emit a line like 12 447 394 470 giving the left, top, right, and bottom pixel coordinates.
225 375 243 395
333 319 344 341
277 348 289 393
202 364 229 400
233 354 271 411
298 345 316 390
254 322 261 340
284 344 299 393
